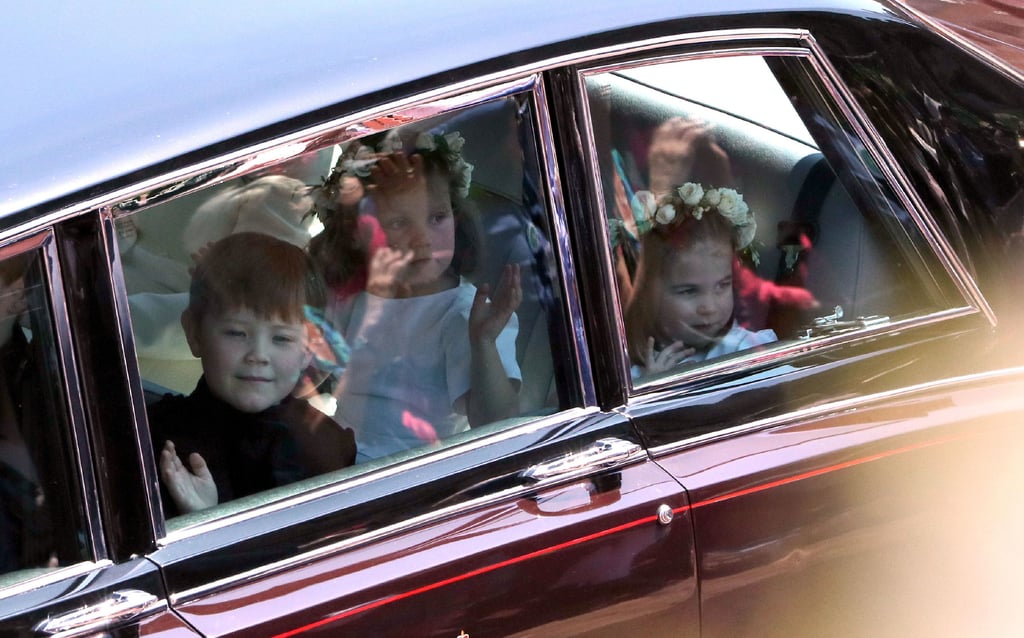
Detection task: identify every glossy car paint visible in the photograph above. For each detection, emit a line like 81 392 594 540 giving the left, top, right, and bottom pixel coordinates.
172 459 696 637
666 374 1024 636
900 0 1024 69
1 0 1022 636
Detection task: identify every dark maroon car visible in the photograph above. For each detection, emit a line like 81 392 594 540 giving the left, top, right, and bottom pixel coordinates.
2 0 1023 636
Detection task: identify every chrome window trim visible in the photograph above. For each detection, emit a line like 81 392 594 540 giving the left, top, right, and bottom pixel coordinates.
627 306 977 401
99 209 165 539
85 31 811 225
570 31 994 398
646 363 1024 460
0 560 114 599
530 74 597 407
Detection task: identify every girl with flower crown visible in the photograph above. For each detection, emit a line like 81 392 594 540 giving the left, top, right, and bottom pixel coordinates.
327 130 523 462
622 182 777 378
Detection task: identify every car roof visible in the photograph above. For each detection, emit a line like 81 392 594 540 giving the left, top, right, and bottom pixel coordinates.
1 0 895 221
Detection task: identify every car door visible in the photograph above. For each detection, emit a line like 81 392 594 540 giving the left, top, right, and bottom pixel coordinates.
569 25 1024 638
0 223 195 637
110 79 698 637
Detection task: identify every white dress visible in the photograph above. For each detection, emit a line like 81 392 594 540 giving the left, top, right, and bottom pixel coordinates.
333 280 520 462
688 320 777 363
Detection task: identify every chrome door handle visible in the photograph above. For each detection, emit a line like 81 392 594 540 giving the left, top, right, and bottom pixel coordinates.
34 589 159 637
521 437 642 483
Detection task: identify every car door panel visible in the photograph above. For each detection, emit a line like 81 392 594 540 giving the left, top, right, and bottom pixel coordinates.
647 371 1024 636
156 420 696 637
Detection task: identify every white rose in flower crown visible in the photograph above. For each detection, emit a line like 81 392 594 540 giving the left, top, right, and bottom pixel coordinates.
444 132 466 154
676 182 704 206
415 132 437 152
456 160 474 197
379 130 404 154
655 204 676 225
716 188 749 225
703 188 721 207
631 190 657 223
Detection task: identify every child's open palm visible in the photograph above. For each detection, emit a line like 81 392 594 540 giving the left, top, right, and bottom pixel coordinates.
365 246 414 298
469 264 522 345
643 337 695 374
160 440 218 514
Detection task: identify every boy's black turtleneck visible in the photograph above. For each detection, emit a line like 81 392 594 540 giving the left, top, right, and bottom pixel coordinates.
148 377 348 516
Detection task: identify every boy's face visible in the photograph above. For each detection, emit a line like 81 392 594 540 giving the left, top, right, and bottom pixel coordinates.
373 173 455 295
655 238 734 349
183 307 311 413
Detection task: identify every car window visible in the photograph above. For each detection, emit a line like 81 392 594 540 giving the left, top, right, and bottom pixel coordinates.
0 238 91 585
118 95 572 528
584 53 963 385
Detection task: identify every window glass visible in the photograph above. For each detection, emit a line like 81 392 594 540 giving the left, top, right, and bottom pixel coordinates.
0 244 90 583
585 54 955 384
119 96 567 526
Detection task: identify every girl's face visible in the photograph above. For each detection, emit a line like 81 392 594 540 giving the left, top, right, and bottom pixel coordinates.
374 172 455 296
654 238 734 349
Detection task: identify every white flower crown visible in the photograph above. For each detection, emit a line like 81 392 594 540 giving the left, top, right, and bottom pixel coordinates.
337 129 474 199
611 182 759 263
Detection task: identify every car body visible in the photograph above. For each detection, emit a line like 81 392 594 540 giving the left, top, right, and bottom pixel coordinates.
901 0 1024 69
2 1 1024 636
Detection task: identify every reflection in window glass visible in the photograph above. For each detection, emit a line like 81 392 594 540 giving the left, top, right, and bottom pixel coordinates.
586 54 949 382
0 248 89 581
121 96 566 523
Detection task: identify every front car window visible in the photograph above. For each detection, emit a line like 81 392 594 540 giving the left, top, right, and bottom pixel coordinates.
117 94 571 529
0 239 90 584
583 52 970 385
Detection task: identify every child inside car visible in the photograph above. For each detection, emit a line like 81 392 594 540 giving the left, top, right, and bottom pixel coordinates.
327 130 522 462
621 183 777 378
149 232 356 516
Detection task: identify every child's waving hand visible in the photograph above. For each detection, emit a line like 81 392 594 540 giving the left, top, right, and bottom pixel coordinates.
159 440 218 514
643 337 695 375
365 246 414 298
469 263 522 346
